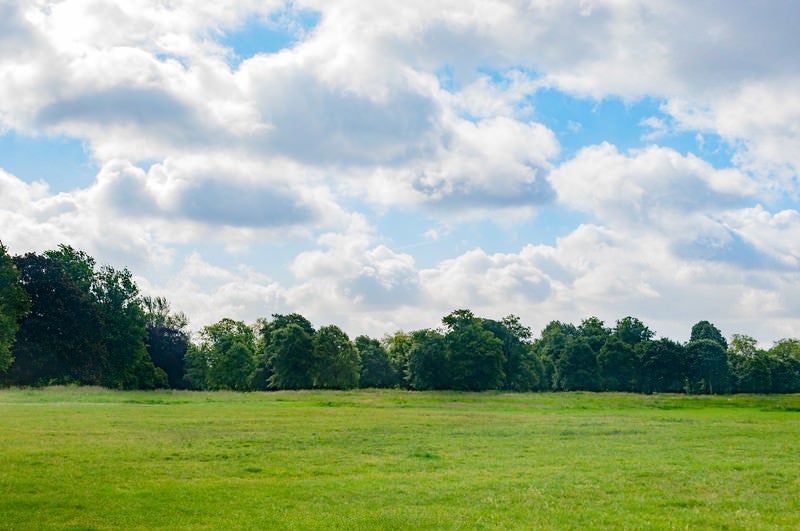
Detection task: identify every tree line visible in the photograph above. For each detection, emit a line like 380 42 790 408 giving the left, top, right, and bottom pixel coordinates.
2 243 799 394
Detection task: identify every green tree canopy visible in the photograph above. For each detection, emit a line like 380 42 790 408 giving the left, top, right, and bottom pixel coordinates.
690 320 727 350
554 337 600 391
639 338 685 393
10 253 107 385
686 338 729 394
355 335 398 389
407 329 449 390
444 310 505 391
193 318 257 391
313 325 360 389
0 243 29 374
268 323 315 390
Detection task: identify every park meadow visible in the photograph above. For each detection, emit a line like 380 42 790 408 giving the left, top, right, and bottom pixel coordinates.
2 387 799 529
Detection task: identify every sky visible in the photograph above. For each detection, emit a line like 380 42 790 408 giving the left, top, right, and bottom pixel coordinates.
1 0 800 344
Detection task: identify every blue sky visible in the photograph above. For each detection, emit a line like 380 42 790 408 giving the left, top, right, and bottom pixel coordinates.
2 0 799 343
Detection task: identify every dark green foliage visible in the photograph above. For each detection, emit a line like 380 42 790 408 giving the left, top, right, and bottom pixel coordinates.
93 265 162 389
142 296 189 389
614 316 654 346
194 318 257 391
146 326 189 389
268 323 315 390
444 310 505 391
313 325 360 389
0 243 29 374
484 315 542 391
533 321 578 386
554 338 600 391
252 313 316 390
727 335 771 394
639 338 686 393
577 316 611 353
407 329 449 390
597 336 639 392
766 340 800 393
10 253 107 385
690 320 728 350
355 335 398 388
686 339 729 394
183 343 210 390
384 331 413 389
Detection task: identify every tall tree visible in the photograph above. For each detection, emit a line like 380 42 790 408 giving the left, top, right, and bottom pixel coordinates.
727 335 771 394
355 335 398 388
444 310 505 391
10 253 106 385
597 336 639 392
313 325 360 389
93 266 165 389
0 243 29 374
554 337 600 391
384 331 413 389
685 338 729 394
690 321 728 350
484 315 541 391
142 296 189 389
533 320 578 388
639 338 686 393
196 318 257 391
766 339 800 393
252 313 316 390
268 323 315 390
613 316 654 347
407 329 449 390
577 317 611 353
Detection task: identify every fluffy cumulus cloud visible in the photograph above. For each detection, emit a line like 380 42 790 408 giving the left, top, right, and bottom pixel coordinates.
2 0 800 343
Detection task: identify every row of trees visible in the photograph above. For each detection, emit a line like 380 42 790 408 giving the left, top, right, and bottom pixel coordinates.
2 243 800 394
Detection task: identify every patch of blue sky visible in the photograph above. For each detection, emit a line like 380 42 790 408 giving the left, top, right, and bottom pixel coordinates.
452 67 738 169
530 88 739 169
371 203 588 269
218 8 321 67
0 131 96 192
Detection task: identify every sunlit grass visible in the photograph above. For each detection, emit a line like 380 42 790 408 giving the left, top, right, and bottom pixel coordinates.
1 387 799 529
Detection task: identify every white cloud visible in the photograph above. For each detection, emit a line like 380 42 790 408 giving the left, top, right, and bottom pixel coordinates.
2 0 800 347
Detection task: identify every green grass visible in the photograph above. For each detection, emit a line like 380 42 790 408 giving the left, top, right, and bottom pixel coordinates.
1 388 799 529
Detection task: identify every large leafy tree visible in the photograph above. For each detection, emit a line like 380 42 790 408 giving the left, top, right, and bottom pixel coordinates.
10 253 107 385
727 335 771 393
268 323 315 390
384 331 414 389
577 317 611 353
597 336 639 392
685 338 729 394
614 316 654 347
0 243 29 374
193 318 257 391
355 335 398 388
313 325 360 389
483 315 541 391
142 296 190 389
595 317 652 391
407 329 449 390
690 320 728 350
554 337 600 391
94 265 166 389
766 339 800 393
639 338 686 393
252 313 315 390
444 310 505 391
532 320 578 389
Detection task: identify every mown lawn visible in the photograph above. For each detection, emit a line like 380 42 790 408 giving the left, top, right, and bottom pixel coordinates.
1 388 799 529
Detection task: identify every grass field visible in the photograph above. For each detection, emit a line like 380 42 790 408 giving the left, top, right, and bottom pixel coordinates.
1 388 799 529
